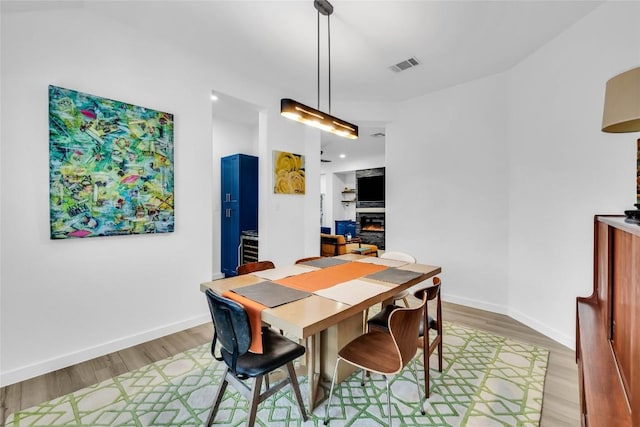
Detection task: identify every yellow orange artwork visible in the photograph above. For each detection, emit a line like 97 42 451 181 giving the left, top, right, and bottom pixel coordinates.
273 150 305 195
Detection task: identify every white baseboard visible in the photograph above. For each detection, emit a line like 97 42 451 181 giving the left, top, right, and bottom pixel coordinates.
508 307 575 350
443 293 575 350
443 293 509 316
0 314 211 387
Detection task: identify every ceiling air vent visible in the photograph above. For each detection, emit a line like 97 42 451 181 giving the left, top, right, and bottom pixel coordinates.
389 57 421 73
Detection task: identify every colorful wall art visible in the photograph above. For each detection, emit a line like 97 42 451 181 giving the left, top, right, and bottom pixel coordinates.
48 85 174 239
273 150 305 195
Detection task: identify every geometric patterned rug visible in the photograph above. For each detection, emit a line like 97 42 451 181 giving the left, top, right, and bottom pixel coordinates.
4 322 548 426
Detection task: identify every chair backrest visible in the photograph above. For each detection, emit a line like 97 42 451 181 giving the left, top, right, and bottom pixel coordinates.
413 276 441 302
236 260 275 275
380 251 416 263
295 256 323 264
205 289 252 374
413 277 442 336
387 292 427 372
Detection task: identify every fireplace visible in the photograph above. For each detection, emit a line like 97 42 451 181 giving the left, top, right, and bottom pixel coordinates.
356 211 385 249
355 167 385 249
361 215 385 232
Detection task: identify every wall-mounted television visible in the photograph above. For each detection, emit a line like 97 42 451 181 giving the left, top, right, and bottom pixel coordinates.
357 175 385 202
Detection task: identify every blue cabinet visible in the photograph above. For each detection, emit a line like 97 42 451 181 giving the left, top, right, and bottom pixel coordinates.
335 220 357 238
221 154 258 277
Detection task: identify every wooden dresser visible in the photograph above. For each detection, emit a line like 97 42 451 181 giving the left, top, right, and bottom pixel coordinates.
576 215 639 426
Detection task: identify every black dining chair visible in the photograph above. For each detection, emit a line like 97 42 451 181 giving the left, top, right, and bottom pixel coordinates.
204 289 308 426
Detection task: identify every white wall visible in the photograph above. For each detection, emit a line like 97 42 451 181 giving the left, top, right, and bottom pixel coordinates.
325 172 357 234
389 1 640 349
0 6 319 385
0 7 211 385
212 112 259 159
506 1 640 346
388 72 510 315
335 172 356 224
258 111 321 264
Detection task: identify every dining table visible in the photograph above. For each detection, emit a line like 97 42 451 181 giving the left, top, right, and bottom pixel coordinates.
200 253 441 411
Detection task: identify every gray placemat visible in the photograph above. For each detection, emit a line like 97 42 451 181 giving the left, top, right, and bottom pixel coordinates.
231 281 312 308
364 268 424 284
301 257 350 268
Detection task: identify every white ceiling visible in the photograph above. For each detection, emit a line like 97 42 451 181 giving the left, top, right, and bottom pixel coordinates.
4 0 604 163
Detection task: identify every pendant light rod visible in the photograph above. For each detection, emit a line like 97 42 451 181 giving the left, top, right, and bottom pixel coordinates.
317 11 320 110
315 0 333 113
328 13 331 113
281 0 358 140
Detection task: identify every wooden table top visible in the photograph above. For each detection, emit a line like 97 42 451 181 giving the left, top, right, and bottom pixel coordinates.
200 256 441 339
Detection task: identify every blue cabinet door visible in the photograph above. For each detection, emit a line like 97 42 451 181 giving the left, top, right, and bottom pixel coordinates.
221 203 239 276
237 155 258 233
221 154 258 277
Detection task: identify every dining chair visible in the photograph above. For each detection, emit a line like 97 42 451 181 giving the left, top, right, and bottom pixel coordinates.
380 251 417 307
236 259 285 336
359 250 417 332
204 289 308 427
236 260 275 275
295 256 323 264
367 277 442 398
324 292 427 426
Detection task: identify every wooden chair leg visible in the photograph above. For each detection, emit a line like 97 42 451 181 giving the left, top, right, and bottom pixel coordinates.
424 343 430 398
363 308 370 333
206 367 230 426
246 376 263 427
286 362 308 420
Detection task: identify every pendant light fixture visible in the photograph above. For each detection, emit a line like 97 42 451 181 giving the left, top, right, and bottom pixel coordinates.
280 0 358 140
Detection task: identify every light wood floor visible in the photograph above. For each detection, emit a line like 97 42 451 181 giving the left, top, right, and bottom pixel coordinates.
0 302 579 426
443 302 580 426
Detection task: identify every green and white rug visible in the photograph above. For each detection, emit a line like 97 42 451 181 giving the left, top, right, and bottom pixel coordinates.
5 323 548 426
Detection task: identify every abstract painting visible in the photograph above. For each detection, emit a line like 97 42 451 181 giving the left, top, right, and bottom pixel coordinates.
48 85 174 239
273 150 305 195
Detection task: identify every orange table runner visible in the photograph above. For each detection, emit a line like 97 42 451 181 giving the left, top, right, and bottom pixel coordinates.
274 261 388 292
221 262 387 354
222 290 265 354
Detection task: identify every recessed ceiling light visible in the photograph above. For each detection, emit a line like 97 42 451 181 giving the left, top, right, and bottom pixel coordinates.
339 154 346 159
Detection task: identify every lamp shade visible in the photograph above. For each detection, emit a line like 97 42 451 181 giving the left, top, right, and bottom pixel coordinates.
602 67 640 133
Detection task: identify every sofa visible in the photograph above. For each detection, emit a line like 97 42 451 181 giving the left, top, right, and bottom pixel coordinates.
320 233 378 257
